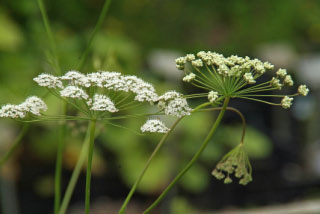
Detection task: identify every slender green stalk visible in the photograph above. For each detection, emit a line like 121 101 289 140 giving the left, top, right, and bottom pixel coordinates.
118 117 184 214
58 125 91 214
54 121 66 214
77 0 112 70
0 124 29 167
85 120 97 214
54 102 68 214
37 0 61 74
143 97 230 214
199 107 246 143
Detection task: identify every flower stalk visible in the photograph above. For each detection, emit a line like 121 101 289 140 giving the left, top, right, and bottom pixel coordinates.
58 125 91 214
142 97 230 214
118 117 184 214
85 120 97 214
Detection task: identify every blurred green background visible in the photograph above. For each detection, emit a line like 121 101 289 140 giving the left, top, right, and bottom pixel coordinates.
0 0 319 213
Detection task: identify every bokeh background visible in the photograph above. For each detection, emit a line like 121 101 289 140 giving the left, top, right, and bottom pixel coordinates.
0 0 319 213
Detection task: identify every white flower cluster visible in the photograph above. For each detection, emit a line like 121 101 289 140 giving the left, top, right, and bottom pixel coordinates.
182 73 196 82
33 73 63 89
158 91 192 117
276 68 287 78
176 51 274 77
281 96 293 109
271 68 294 89
89 94 118 112
270 77 282 89
0 96 47 119
243 73 256 84
175 51 275 88
60 86 89 100
140 119 170 133
208 91 219 103
298 85 309 96
34 71 159 104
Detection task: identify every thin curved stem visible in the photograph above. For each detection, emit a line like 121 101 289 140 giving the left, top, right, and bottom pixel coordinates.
118 117 184 214
143 97 230 214
199 107 246 143
0 124 29 167
77 0 112 70
236 96 280 106
58 125 91 214
85 120 97 214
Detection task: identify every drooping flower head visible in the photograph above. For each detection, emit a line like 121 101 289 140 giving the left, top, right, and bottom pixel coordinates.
212 144 252 185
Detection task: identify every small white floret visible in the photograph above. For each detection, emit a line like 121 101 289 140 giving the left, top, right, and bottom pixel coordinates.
191 59 203 67
276 68 287 78
20 96 48 116
60 86 89 100
281 96 293 109
61 70 91 87
182 73 196 82
298 85 309 96
208 91 219 103
90 94 118 112
158 91 182 102
124 75 158 102
34 73 64 89
175 57 186 65
140 119 170 133
0 104 26 118
164 97 192 117
243 72 256 84
185 54 195 62
270 77 282 89
284 75 294 86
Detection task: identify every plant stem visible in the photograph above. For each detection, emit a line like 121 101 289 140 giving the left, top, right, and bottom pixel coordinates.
54 100 68 214
54 122 66 214
0 124 29 167
37 0 61 74
77 0 112 70
85 120 97 214
58 124 91 214
143 97 230 214
118 117 184 214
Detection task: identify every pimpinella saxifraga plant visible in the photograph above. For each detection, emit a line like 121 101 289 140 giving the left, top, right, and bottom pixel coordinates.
0 47 310 214
118 51 309 214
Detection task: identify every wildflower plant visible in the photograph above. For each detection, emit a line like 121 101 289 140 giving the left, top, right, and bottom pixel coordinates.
118 51 310 214
0 0 311 212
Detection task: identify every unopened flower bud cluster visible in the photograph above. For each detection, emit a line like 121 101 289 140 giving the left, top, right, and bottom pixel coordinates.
175 51 309 110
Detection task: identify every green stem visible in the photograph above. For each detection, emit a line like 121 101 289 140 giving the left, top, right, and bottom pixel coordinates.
143 97 230 214
54 122 66 214
77 0 112 70
118 117 184 214
37 0 61 74
54 102 68 214
58 124 91 214
85 120 97 214
0 124 29 167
